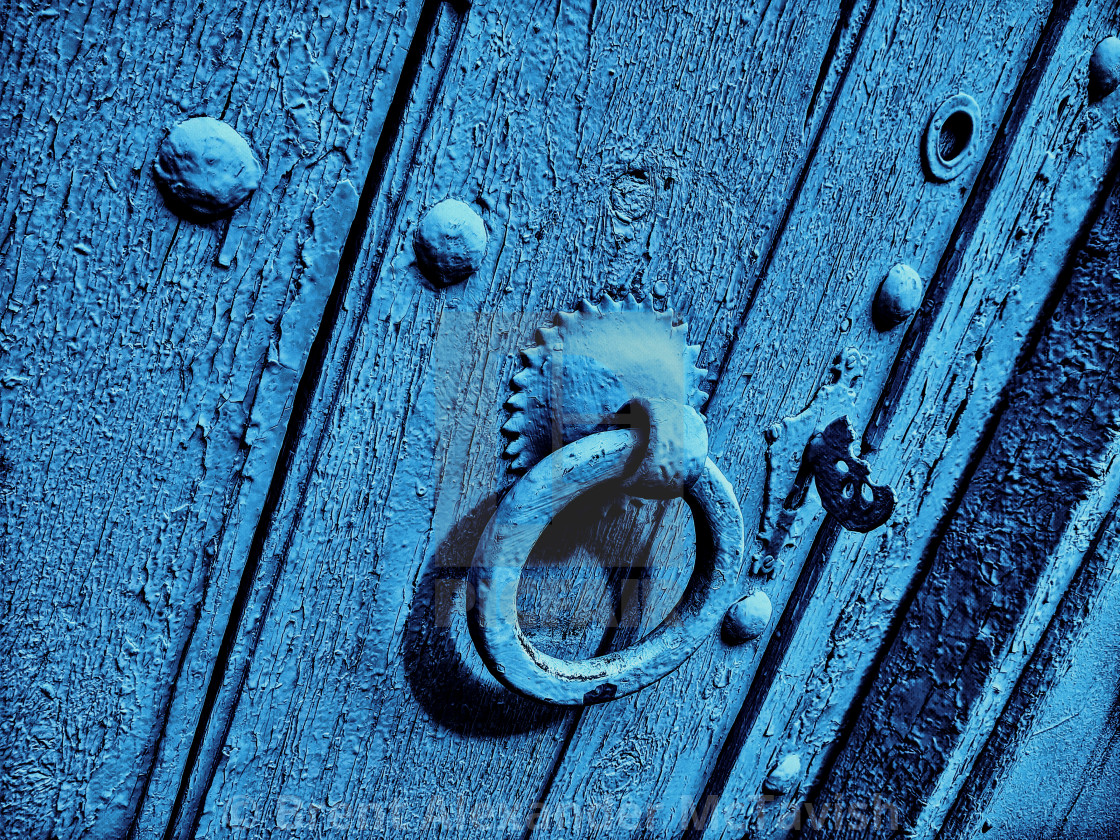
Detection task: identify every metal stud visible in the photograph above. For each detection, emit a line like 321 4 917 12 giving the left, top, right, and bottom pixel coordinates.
1089 36 1120 102
413 199 488 286
153 117 262 220
723 590 773 645
873 263 923 330
762 754 802 796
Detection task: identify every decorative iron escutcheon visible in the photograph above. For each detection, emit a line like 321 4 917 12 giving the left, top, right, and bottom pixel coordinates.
468 297 746 706
805 416 895 532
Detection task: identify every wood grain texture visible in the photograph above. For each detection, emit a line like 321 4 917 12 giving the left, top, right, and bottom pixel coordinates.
546 0 1067 835
173 0 890 836
937 509 1120 840
800 155 1120 840
699 2 1120 837
0 2 420 837
128 5 463 839
176 0 1088 837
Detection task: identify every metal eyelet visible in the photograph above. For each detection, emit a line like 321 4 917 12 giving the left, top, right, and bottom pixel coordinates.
923 93 981 183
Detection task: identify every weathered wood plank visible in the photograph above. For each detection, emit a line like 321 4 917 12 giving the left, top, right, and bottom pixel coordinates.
181 0 1075 837
696 3 1120 837
171 0 893 835
0 2 422 837
130 5 471 838
797 152 1120 840
938 509 1120 840
542 1 1074 835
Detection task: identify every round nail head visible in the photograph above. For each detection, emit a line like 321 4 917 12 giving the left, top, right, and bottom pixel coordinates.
153 117 262 220
762 753 802 796
1089 36 1120 102
723 590 773 645
873 263 923 330
414 199 487 286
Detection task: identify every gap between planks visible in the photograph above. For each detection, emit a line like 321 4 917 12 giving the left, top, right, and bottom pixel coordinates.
686 0 1120 835
803 148 1120 840
518 2 884 834
145 3 470 839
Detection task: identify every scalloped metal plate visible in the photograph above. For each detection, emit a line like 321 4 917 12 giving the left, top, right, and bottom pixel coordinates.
502 295 707 473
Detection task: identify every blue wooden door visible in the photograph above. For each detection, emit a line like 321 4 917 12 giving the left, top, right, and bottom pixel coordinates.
3 1 1120 838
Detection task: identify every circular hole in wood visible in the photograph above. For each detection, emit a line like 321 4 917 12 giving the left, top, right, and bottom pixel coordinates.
938 109 974 163
923 93 981 182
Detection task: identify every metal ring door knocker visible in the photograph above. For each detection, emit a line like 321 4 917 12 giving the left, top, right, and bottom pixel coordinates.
468 297 745 706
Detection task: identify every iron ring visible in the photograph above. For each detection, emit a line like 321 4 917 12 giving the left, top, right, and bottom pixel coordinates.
468 429 743 706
